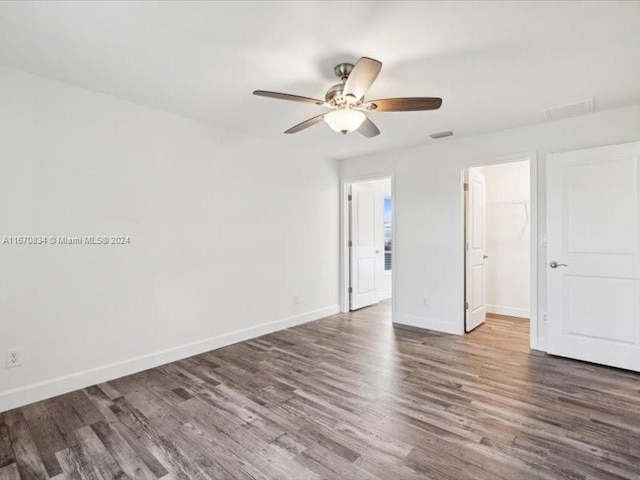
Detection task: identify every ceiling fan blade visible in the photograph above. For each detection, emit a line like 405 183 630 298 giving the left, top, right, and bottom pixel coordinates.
343 57 382 102
358 117 380 138
253 90 324 106
285 114 325 134
363 97 442 112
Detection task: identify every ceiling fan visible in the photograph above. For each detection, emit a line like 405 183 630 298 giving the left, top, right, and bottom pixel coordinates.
253 57 442 138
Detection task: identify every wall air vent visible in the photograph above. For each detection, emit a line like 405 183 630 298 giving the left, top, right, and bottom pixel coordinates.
544 98 593 121
430 130 454 139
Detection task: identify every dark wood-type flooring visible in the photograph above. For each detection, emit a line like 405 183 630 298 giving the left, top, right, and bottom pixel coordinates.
2 302 640 479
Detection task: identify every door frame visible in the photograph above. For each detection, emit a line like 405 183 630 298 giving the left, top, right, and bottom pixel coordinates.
461 152 540 350
340 173 396 321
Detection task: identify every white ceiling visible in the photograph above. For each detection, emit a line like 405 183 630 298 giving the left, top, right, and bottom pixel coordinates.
0 1 639 160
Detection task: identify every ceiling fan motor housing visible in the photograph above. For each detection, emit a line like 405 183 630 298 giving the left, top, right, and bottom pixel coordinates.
326 62 357 105
325 83 346 104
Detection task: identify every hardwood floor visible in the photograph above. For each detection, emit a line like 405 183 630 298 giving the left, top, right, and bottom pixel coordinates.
2 302 640 479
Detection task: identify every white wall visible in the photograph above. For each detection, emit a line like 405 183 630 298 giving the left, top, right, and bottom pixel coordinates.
341 103 640 348
353 179 392 301
476 161 530 318
0 66 340 412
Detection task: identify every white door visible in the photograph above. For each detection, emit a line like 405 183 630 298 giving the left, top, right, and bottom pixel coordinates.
547 142 640 371
465 169 487 331
350 183 379 310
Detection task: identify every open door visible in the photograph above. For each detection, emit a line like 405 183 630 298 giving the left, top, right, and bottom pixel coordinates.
350 183 379 310
547 142 640 371
465 169 487 331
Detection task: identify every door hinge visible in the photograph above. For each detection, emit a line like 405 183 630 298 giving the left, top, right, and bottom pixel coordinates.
464 301 469 310
465 242 469 251
348 240 352 247
463 183 469 191
348 194 352 201
348 287 353 294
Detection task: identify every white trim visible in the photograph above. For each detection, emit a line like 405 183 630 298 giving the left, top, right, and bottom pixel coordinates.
460 152 540 350
394 313 460 335
486 305 530 318
0 304 339 413
340 173 396 322
530 153 540 350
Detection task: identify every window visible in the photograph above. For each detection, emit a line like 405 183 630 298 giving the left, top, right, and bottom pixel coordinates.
384 197 392 271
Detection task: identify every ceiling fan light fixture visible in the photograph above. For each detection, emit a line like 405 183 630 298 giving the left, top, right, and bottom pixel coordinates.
324 108 366 134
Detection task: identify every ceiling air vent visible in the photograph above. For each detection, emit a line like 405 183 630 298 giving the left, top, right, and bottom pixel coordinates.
430 130 454 139
544 98 593 121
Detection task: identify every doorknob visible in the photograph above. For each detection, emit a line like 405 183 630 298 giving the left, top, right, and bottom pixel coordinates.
483 255 489 259
549 260 568 268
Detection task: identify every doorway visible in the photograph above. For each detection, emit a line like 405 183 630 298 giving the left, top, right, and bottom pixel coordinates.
342 177 393 312
464 160 532 341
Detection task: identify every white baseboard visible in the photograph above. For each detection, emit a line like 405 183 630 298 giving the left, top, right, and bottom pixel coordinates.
393 312 463 335
486 305 530 319
0 304 339 413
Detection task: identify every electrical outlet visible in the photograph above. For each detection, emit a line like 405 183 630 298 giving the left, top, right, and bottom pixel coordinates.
293 295 300 306
6 348 22 368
